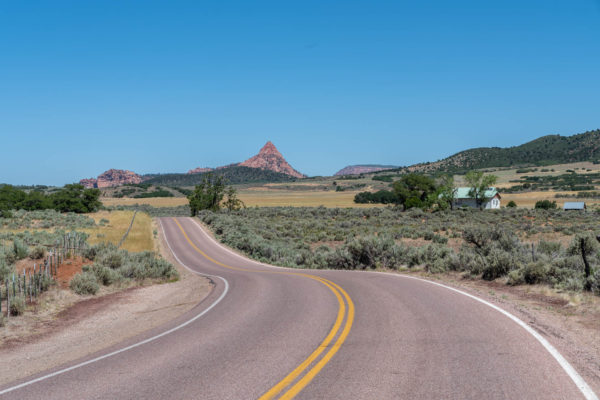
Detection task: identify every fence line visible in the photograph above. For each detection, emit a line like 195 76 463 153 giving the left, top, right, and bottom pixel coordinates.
117 210 138 249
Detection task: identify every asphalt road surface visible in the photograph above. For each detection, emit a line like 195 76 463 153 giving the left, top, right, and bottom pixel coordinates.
1 217 596 399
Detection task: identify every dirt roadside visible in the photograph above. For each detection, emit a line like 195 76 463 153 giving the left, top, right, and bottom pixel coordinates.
0 219 212 386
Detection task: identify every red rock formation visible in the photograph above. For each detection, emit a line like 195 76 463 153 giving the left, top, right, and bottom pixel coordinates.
79 169 142 188
187 167 214 174
239 141 305 178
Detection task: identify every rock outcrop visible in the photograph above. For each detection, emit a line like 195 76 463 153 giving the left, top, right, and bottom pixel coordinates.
239 141 305 178
80 169 143 188
187 167 214 174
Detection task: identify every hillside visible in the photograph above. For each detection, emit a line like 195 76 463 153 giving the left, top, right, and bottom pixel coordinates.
410 129 600 173
335 165 398 176
143 165 297 186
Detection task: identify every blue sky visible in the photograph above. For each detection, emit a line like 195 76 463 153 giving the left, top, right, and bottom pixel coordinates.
1 1 599 185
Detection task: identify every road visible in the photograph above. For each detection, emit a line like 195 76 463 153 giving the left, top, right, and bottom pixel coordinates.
0 217 596 399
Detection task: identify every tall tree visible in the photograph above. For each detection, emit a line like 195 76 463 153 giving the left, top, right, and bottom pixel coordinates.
436 174 457 210
465 171 498 209
393 174 437 210
223 186 245 211
187 173 226 216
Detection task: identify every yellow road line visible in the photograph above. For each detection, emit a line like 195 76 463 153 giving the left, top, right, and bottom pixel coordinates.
279 278 355 399
257 277 345 400
172 218 354 400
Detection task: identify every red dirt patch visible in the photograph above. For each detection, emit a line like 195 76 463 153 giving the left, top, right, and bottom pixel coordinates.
15 257 92 288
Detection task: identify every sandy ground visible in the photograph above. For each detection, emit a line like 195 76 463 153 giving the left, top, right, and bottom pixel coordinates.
0 220 212 386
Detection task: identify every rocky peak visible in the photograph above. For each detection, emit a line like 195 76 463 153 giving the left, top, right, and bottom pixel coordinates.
239 142 305 178
79 169 142 188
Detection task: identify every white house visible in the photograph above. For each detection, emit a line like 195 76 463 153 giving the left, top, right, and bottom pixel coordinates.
452 187 501 209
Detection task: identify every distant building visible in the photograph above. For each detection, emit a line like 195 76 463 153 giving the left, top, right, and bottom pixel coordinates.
563 202 586 211
453 187 501 209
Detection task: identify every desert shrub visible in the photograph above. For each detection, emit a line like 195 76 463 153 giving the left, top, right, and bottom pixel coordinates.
432 234 448 244
13 239 28 260
521 261 549 284
91 265 121 286
506 201 517 208
537 240 562 256
482 248 520 281
9 295 26 316
70 272 100 295
29 245 46 259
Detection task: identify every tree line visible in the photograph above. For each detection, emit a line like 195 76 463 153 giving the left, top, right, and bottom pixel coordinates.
354 171 498 210
0 184 102 215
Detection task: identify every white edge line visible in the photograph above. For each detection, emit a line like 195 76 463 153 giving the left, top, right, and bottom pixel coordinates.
190 217 598 400
0 218 229 396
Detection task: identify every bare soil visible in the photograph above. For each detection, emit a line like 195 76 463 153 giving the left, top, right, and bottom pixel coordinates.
0 221 212 386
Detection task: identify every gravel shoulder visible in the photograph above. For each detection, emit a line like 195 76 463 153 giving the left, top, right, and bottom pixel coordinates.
0 219 212 386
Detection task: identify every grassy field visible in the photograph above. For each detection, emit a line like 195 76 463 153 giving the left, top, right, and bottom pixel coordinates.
102 197 188 208
501 191 600 209
84 210 154 252
102 190 384 208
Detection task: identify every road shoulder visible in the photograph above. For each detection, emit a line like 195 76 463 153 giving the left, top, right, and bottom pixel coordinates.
0 218 212 386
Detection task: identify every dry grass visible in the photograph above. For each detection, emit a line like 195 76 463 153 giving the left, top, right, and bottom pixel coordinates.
102 197 188 208
83 211 154 252
103 191 384 208
237 189 385 208
500 191 600 209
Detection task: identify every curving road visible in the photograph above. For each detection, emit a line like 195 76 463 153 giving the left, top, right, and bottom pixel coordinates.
0 217 596 399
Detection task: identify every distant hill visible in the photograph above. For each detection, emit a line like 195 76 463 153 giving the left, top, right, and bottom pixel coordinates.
334 165 399 176
410 129 600 173
143 165 297 186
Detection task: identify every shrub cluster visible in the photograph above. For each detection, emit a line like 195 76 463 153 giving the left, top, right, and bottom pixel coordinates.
70 243 179 295
197 207 600 294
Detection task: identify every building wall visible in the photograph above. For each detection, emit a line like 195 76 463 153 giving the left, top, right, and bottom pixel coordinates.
454 195 501 209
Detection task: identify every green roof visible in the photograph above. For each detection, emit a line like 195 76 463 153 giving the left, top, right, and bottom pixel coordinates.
454 187 498 199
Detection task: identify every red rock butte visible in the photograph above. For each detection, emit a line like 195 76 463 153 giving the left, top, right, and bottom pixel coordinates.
239 141 305 178
80 169 142 188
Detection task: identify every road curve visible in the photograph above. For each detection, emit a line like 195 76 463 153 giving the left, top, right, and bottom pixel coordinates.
0 217 595 399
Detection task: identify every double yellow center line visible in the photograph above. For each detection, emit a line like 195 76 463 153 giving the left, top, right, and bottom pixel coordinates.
173 218 355 399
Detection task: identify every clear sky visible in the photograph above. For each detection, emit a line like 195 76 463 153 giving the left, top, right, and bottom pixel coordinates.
1 1 599 185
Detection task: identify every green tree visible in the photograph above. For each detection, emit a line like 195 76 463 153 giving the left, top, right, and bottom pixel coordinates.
187 173 226 216
223 186 245 211
506 200 517 208
51 184 101 213
393 174 437 210
534 200 557 210
465 171 498 209
436 174 457 210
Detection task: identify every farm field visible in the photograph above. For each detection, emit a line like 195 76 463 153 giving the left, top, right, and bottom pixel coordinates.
501 191 600 209
84 210 155 252
102 189 385 208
